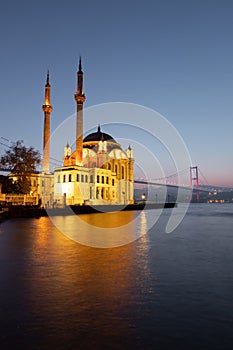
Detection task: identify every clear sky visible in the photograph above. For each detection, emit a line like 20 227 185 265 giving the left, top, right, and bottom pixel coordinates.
0 0 232 187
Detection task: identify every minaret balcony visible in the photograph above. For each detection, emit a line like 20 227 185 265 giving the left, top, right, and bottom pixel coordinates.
42 104 53 113
74 93 86 104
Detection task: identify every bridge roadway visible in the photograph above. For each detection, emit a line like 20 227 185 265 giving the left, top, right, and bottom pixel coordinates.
134 179 208 192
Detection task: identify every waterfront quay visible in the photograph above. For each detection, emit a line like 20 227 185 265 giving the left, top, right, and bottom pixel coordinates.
0 202 177 220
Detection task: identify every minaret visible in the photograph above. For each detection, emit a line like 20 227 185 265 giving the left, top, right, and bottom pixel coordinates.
42 71 53 173
74 57 86 165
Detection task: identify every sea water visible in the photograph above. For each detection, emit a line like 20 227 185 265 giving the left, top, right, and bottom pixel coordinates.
0 204 232 349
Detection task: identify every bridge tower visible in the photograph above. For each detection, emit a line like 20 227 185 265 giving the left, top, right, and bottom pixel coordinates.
74 57 86 165
42 71 53 173
190 166 199 201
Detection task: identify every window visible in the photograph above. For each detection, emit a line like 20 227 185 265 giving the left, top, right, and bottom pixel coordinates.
90 175 93 183
68 174 72 182
102 176 104 184
58 175 60 183
76 174 79 182
115 165 118 174
97 175 100 183
85 175 88 183
106 176 109 184
108 163 111 170
122 166 124 179
112 179 114 186
81 174 84 182
63 175 66 183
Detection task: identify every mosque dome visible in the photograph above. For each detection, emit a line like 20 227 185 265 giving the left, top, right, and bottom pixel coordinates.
83 125 117 143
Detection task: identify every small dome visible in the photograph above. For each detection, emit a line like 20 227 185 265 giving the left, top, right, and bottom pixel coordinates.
83 125 117 143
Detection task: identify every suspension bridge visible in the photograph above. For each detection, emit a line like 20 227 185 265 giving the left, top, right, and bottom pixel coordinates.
133 166 212 202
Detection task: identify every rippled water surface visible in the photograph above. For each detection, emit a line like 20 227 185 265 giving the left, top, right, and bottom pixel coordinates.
0 204 233 349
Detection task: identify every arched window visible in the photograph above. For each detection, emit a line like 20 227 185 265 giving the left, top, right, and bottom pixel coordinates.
97 175 100 183
68 174 72 182
121 166 124 179
63 175 66 183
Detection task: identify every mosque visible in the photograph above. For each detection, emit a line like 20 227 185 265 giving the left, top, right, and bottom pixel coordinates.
40 58 134 207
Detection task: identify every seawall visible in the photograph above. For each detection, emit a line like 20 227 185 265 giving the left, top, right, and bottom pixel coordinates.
7 202 177 219
0 211 9 223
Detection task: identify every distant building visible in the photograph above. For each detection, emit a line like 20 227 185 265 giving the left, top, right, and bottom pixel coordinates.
8 172 53 207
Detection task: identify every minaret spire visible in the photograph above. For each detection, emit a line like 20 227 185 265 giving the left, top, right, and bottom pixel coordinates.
46 70 50 85
74 57 86 165
78 56 82 73
42 71 53 173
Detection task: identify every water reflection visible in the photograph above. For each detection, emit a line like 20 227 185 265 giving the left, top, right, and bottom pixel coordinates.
20 214 152 348
79 211 139 228
1 206 233 349
140 210 147 236
49 210 152 248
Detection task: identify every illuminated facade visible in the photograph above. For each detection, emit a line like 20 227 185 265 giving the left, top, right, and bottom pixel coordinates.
8 172 53 207
2 60 134 207
53 59 134 206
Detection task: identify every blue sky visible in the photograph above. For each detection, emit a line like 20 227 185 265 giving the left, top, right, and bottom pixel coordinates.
0 0 232 187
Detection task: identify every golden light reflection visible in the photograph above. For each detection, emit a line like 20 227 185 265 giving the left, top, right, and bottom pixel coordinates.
140 210 148 236
25 215 152 344
34 217 50 249
79 211 139 228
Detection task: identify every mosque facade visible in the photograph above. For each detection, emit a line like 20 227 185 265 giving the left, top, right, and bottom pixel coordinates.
42 59 134 207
